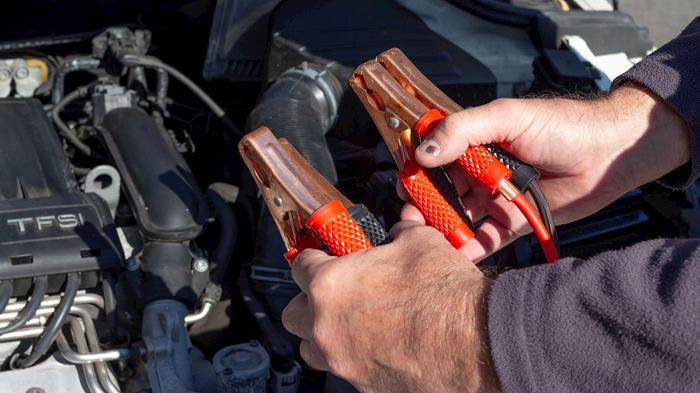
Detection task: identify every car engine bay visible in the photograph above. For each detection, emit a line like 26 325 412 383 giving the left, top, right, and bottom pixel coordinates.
0 1 697 392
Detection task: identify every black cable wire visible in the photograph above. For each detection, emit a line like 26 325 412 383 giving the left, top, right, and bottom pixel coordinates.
0 276 48 336
15 273 81 368
527 181 560 254
0 281 12 313
52 84 94 156
612 0 619 10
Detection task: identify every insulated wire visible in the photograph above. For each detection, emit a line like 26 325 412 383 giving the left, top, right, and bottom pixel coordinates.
15 272 81 368
527 181 559 254
0 276 48 336
511 194 559 263
119 54 243 138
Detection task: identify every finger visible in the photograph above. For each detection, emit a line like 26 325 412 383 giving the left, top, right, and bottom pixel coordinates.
460 185 500 224
460 218 519 262
388 219 424 239
399 203 426 224
300 340 329 371
446 164 474 196
292 249 334 293
415 100 527 168
281 293 312 339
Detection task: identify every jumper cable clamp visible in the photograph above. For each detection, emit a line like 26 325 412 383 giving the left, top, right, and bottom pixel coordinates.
239 127 389 265
350 48 559 262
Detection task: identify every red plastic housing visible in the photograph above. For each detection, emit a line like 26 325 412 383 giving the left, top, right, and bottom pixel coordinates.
397 160 474 248
415 109 512 194
307 200 373 257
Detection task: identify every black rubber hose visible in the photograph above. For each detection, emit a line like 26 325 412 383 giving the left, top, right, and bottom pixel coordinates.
237 271 296 372
201 186 238 305
0 281 12 313
207 187 238 287
15 273 81 368
102 271 119 341
246 63 343 184
0 276 48 336
52 84 94 157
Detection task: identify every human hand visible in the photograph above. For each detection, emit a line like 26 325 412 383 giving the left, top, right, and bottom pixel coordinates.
281 220 500 393
402 84 690 261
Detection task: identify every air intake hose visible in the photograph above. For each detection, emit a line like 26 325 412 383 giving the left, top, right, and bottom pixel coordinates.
246 62 342 183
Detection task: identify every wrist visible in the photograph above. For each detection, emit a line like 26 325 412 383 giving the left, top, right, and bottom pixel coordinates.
445 276 500 393
603 84 690 190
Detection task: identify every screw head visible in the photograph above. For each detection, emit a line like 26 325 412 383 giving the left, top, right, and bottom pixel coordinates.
15 67 29 80
26 388 46 393
273 197 282 207
0 69 10 82
389 117 400 129
193 258 209 273
126 258 140 272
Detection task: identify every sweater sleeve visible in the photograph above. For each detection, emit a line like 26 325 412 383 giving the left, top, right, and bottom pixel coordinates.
614 17 700 189
487 239 700 393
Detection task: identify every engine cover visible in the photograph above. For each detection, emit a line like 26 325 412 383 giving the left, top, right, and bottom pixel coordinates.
0 99 123 296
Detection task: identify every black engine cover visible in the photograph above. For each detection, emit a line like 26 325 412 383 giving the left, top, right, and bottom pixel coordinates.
0 99 122 296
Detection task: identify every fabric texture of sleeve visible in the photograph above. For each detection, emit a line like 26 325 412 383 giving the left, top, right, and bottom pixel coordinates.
614 17 700 189
488 238 700 393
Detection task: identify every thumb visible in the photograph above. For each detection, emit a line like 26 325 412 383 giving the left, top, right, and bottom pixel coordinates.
414 99 524 168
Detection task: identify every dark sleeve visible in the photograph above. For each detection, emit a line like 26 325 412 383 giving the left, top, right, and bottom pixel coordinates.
613 17 700 189
487 238 700 393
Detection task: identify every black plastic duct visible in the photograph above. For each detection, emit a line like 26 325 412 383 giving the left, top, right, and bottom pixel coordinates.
246 62 342 184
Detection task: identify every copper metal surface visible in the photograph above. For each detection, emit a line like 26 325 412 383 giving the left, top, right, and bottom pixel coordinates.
239 127 351 250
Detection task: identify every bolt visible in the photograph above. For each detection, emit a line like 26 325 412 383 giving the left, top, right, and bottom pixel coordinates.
15 67 29 80
389 117 400 129
26 388 46 393
273 197 282 207
193 258 209 273
126 258 140 272
0 69 10 82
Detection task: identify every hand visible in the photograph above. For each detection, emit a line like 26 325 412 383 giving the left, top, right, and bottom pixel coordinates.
281 221 501 393
402 84 690 261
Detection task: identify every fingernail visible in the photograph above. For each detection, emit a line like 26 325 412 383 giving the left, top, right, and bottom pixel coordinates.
418 139 441 157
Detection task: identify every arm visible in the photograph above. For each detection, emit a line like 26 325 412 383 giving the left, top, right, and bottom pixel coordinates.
280 17 700 393
490 239 700 392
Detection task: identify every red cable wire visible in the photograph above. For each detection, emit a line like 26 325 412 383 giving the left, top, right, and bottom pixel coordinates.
511 193 559 263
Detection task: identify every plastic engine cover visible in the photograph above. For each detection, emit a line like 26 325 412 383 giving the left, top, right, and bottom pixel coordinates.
0 99 122 296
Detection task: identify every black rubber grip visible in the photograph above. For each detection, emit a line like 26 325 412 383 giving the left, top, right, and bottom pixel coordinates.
348 204 391 246
485 144 540 192
425 166 475 232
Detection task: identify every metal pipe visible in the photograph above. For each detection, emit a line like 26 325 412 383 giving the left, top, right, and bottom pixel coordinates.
70 306 132 363
0 327 45 342
67 318 106 393
3 293 104 313
184 300 213 325
76 307 122 393
0 293 204 341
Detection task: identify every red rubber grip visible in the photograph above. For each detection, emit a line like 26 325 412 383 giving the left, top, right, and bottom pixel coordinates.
307 200 373 257
397 160 474 248
416 109 512 194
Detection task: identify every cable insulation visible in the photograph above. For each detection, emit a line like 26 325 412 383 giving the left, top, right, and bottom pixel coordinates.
16 273 81 368
0 276 48 336
528 181 559 253
512 194 559 263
